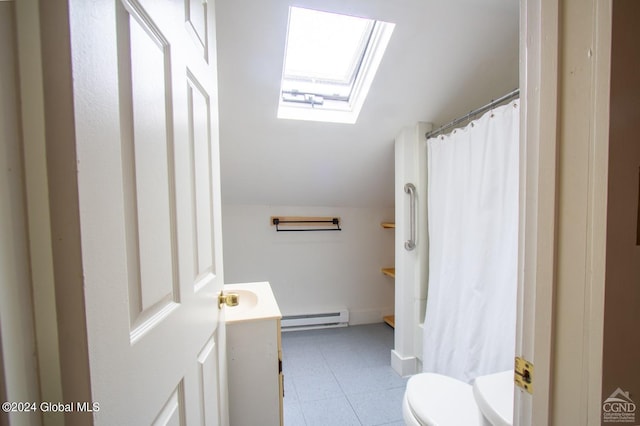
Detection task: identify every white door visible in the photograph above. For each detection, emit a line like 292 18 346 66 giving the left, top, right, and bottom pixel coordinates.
43 0 227 424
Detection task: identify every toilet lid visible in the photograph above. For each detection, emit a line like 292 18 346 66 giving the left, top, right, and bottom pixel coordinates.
472 370 514 426
406 373 482 426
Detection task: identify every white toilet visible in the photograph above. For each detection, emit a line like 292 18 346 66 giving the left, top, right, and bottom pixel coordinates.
402 370 514 426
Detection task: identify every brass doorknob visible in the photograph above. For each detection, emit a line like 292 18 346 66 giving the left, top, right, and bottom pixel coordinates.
218 292 239 308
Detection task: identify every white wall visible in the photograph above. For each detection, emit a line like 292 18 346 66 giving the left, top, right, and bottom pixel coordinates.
222 204 395 325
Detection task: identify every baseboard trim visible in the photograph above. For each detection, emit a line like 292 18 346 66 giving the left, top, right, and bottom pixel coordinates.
391 349 418 377
348 308 393 326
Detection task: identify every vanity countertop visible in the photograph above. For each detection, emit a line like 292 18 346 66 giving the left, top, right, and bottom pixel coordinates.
223 281 282 324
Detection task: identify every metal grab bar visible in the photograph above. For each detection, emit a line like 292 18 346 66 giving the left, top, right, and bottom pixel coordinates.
404 183 416 250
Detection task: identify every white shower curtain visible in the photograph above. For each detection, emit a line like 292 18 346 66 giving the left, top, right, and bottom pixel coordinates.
422 101 519 383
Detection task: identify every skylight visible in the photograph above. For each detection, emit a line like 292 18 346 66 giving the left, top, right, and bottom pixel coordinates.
277 7 395 124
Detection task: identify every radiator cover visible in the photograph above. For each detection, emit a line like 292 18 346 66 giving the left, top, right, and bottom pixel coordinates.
281 309 349 332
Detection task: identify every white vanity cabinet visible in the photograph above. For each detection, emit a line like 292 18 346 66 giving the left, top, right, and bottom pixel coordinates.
225 282 283 426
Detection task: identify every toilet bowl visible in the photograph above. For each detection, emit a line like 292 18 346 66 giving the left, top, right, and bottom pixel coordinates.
402 371 513 426
402 373 484 426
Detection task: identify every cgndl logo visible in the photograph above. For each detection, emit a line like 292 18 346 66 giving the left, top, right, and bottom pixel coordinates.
603 387 636 423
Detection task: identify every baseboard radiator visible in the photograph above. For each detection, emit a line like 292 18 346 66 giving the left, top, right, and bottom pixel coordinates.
281 309 349 332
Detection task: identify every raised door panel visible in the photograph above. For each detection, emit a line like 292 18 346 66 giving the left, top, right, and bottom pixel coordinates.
197 335 221 426
185 0 209 61
187 72 216 290
118 0 180 342
153 385 185 425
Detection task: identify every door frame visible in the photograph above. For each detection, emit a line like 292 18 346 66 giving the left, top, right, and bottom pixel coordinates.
14 2 65 422
0 2 45 425
515 0 611 424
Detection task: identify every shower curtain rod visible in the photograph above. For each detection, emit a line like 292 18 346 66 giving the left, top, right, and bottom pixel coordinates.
425 88 519 140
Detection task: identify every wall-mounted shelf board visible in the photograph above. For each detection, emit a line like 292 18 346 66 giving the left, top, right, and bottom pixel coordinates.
383 315 395 328
381 268 395 278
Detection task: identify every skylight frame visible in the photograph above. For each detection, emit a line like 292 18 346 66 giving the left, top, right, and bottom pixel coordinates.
277 7 395 124
281 10 375 100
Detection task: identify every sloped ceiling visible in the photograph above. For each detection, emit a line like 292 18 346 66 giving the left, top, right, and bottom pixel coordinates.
215 0 519 208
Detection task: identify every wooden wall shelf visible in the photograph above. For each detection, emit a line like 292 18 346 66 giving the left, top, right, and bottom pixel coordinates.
381 268 395 278
383 315 395 328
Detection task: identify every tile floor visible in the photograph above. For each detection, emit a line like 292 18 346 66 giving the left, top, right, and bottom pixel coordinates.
281 323 408 426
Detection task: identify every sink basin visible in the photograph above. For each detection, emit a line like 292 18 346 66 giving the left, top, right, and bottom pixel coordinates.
223 282 282 324
228 289 259 309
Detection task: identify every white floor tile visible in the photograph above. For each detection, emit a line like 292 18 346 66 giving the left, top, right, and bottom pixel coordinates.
299 397 361 426
348 387 406 425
